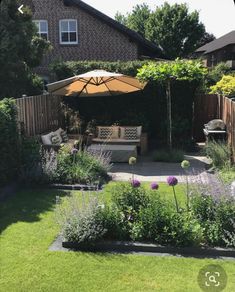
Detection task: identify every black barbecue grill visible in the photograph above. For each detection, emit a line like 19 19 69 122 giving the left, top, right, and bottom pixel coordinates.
203 119 227 142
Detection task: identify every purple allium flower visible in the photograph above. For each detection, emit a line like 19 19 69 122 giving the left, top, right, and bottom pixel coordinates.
131 179 141 188
71 148 78 155
151 182 159 190
167 176 178 186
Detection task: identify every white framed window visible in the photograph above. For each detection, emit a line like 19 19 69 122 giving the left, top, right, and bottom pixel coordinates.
59 19 78 44
34 20 48 40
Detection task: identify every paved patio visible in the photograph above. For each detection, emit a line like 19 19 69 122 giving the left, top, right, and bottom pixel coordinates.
109 154 214 183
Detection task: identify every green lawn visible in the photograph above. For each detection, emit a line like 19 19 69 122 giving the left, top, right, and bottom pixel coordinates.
219 167 235 184
0 185 235 292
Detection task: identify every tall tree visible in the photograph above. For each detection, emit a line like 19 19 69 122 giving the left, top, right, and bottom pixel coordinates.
115 2 211 59
146 3 205 59
127 3 151 37
197 32 216 48
0 0 50 99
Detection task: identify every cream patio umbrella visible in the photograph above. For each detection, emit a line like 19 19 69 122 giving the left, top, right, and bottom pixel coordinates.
47 70 147 97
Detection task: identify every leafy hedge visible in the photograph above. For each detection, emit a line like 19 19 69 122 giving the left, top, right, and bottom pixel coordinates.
50 60 148 80
0 98 20 186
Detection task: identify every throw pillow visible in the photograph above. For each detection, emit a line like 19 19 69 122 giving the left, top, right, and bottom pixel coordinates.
51 133 61 145
98 127 113 139
41 132 53 145
98 126 120 139
54 128 63 144
60 130 69 142
124 127 138 140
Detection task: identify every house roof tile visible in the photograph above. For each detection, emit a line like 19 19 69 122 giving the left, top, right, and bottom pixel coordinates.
196 30 235 54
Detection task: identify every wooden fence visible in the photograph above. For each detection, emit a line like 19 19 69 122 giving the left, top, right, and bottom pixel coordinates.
194 94 235 161
193 94 219 142
16 94 63 136
218 95 235 162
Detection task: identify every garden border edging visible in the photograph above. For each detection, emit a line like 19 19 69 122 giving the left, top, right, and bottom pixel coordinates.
48 183 102 191
62 240 235 258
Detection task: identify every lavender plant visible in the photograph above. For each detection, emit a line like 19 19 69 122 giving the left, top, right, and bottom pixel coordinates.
188 170 235 246
55 191 107 243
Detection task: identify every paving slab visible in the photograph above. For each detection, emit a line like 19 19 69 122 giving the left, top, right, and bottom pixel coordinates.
109 155 213 183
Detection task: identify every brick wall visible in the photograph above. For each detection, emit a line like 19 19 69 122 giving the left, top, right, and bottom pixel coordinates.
28 0 139 76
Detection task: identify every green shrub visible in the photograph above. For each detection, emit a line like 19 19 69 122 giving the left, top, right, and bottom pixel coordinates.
0 98 20 186
137 196 203 246
111 183 150 214
54 146 111 184
153 149 184 163
210 75 235 97
203 62 234 92
56 193 107 243
108 183 203 246
102 204 129 240
191 194 235 247
203 140 231 169
19 136 43 184
190 193 216 222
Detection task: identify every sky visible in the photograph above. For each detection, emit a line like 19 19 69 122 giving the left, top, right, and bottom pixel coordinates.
83 0 235 38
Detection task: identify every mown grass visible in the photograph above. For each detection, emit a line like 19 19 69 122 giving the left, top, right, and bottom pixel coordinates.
0 185 235 292
219 166 235 184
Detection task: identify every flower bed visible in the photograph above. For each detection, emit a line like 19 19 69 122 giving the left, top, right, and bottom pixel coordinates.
55 176 235 248
20 143 112 186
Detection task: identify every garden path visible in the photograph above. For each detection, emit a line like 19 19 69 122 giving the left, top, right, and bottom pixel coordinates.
109 154 215 183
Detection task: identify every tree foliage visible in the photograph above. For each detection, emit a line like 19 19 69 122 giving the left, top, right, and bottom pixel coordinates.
137 59 207 149
0 98 20 185
137 59 207 83
115 2 215 59
210 75 235 97
0 0 50 98
115 4 151 37
203 62 234 92
196 32 215 48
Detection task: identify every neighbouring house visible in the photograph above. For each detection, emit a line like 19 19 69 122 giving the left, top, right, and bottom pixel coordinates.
24 0 163 80
195 30 235 68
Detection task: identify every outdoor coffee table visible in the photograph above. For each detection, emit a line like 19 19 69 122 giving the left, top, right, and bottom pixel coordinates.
87 144 137 162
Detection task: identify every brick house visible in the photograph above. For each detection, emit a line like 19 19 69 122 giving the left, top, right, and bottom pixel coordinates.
195 31 235 68
24 0 163 79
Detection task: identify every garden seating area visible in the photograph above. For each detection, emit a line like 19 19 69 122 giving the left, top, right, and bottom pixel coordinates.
40 125 146 161
90 125 147 155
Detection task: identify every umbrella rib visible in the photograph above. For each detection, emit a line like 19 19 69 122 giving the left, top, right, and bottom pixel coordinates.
103 80 114 96
96 77 114 86
77 77 93 97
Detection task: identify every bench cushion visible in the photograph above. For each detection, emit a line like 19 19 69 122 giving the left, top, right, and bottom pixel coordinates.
92 138 140 143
